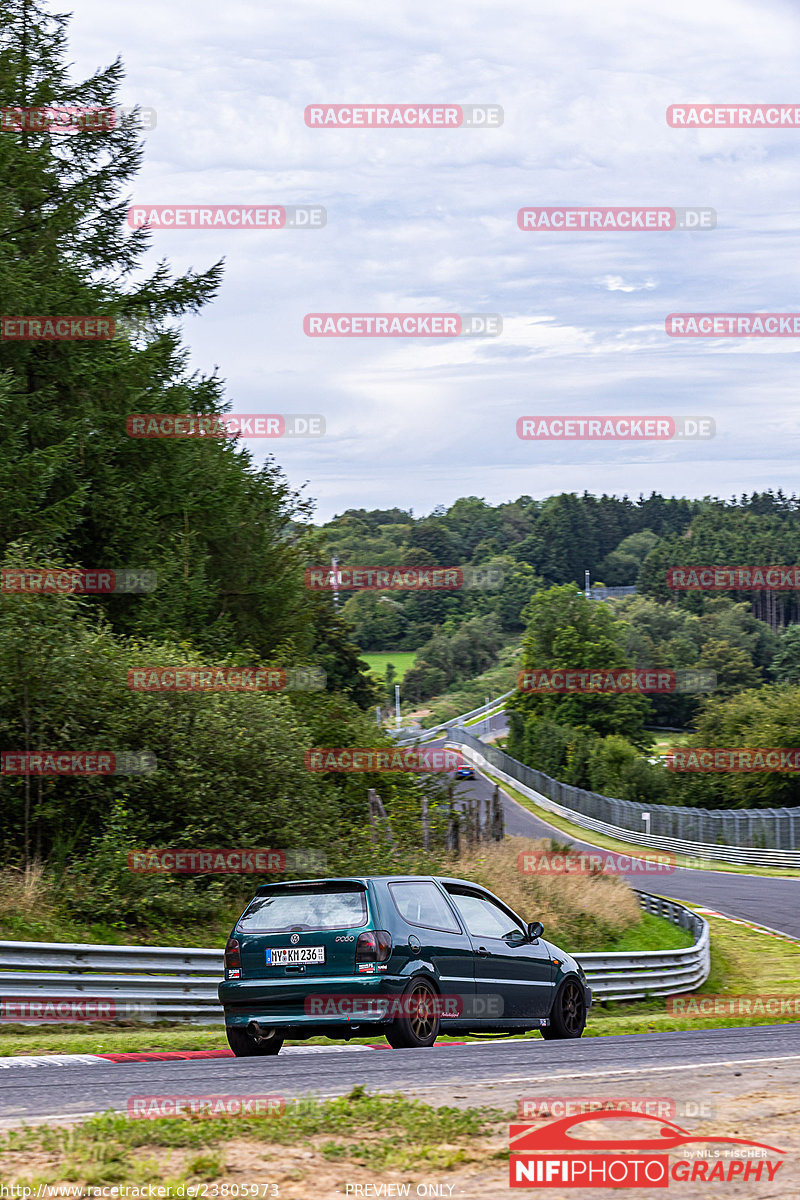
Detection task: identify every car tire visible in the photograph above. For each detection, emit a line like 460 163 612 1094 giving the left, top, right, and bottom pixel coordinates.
226 1025 285 1057
540 978 586 1040
385 978 440 1049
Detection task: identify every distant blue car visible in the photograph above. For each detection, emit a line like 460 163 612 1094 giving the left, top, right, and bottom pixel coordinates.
456 765 475 779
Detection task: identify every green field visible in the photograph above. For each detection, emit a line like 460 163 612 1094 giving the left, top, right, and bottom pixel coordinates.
650 732 691 753
361 651 418 680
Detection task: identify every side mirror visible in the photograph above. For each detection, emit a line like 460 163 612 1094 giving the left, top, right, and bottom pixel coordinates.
527 921 544 942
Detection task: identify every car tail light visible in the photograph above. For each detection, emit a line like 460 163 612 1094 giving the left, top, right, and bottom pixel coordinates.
355 930 392 963
224 937 241 970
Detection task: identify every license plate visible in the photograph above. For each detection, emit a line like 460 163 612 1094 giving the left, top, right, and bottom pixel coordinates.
266 946 325 965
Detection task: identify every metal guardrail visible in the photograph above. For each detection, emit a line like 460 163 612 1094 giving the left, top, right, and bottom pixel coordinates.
591 586 638 601
391 690 513 744
0 942 222 1022
0 894 708 1023
449 728 800 868
577 893 710 1001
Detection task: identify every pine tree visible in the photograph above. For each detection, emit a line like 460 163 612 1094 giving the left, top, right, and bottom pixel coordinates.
0 1 372 688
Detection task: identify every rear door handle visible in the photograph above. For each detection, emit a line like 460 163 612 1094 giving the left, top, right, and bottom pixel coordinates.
476 946 489 957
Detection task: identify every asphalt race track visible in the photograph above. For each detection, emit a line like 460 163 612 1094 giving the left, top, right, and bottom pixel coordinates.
442 724 800 938
1 1025 799 1126
1 721 796 1130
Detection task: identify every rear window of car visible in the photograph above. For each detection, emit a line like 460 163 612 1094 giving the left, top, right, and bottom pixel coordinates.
388 881 462 934
237 886 368 933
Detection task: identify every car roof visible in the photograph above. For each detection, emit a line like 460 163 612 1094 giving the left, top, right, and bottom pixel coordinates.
254 874 485 893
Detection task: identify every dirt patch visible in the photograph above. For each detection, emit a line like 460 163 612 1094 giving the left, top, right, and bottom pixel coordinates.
0 1129 507 1197
402 707 433 722
2 1061 798 1198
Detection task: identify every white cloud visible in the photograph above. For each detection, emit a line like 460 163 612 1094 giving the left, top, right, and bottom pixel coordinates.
600 276 658 293
59 0 800 517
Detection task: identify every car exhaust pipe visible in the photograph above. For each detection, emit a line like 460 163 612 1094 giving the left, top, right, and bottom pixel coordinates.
247 1019 267 1042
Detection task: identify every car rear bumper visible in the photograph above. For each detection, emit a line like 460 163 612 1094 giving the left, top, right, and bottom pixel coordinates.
219 973 410 1028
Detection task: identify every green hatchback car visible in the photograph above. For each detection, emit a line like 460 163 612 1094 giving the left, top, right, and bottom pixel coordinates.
219 875 591 1055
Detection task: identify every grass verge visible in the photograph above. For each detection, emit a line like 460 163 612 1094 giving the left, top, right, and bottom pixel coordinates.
0 1089 510 1191
585 908 800 1036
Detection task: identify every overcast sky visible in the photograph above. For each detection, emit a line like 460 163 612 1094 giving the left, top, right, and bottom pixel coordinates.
65 0 800 521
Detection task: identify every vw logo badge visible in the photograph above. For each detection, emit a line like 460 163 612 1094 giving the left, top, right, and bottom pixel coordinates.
291 933 300 944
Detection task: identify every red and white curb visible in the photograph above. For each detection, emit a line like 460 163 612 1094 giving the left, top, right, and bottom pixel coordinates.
0 1041 474 1068
0 1046 373 1068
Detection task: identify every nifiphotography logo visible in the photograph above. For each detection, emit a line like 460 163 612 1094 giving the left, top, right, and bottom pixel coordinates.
509 1110 785 1187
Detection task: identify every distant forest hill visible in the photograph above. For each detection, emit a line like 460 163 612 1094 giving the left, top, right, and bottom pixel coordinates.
315 491 800 652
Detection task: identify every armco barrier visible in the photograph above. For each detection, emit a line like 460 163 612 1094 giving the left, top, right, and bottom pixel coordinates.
577 893 709 1001
0 894 707 1023
391 690 513 742
448 727 800 868
0 942 222 1022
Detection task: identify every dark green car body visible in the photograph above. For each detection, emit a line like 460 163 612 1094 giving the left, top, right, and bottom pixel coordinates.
219 875 591 1051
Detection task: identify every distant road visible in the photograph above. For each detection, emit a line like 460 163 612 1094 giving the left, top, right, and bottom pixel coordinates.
455 764 800 937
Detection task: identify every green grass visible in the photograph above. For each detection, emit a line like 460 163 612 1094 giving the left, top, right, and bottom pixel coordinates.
584 908 800 1037
650 733 690 753
0 1089 507 1188
0 902 244 948
0 1022 230 1057
478 767 800 879
360 651 418 681
464 705 506 728
602 910 693 952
